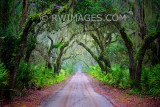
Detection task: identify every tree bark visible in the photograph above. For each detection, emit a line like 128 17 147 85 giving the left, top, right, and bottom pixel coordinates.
119 27 135 80
54 41 69 74
54 33 76 74
11 1 74 89
135 31 160 82
47 36 54 69
12 20 33 89
24 46 35 62
119 25 160 83
20 0 28 32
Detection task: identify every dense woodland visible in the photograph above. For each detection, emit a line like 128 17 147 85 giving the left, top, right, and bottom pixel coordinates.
0 0 160 102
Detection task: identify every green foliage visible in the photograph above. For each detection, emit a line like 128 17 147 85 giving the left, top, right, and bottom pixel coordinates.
0 63 8 98
52 37 64 49
104 42 128 68
54 70 66 83
73 0 116 24
61 62 76 76
0 0 21 71
84 64 130 89
32 64 54 87
141 64 160 95
53 42 63 48
1 35 19 70
15 60 71 90
26 34 37 53
33 0 58 12
89 65 106 81
15 60 34 89
129 88 141 95
74 0 114 15
85 64 160 96
109 64 130 88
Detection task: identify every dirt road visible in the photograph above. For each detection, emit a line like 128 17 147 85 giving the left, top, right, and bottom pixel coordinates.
40 71 113 107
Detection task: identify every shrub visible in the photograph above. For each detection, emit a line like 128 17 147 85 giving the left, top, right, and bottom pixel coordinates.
61 62 76 76
85 64 160 96
83 64 130 89
141 64 160 95
15 60 34 90
15 60 74 91
0 63 8 98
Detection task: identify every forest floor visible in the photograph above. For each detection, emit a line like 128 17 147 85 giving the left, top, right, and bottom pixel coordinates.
87 73 160 107
2 72 160 107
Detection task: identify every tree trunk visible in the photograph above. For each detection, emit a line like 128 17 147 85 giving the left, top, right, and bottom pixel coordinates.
119 28 135 80
53 32 76 74
25 47 34 62
135 31 160 82
11 20 33 89
5 1 74 100
20 0 28 32
54 41 69 74
47 36 54 69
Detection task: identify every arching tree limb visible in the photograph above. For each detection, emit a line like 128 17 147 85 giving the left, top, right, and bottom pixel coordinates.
76 39 106 72
119 27 135 80
54 33 76 74
118 23 160 83
47 36 54 69
12 0 75 90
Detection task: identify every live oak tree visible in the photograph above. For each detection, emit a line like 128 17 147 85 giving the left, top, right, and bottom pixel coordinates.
114 0 160 84
12 0 74 88
54 33 76 74
75 0 160 85
0 0 75 99
76 25 113 73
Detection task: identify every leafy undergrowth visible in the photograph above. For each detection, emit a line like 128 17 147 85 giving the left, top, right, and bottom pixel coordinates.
86 74 160 107
2 75 73 107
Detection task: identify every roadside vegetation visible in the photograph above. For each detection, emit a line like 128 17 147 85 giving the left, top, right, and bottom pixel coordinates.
83 64 160 96
0 60 75 99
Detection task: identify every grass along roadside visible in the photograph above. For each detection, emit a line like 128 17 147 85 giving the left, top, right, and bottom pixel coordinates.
85 72 160 107
2 73 74 107
83 64 160 96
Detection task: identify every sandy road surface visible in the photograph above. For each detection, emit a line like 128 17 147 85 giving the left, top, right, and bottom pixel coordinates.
40 71 113 107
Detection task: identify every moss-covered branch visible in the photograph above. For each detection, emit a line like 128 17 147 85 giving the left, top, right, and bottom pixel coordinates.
118 22 160 82
63 41 75 54
47 36 54 57
62 52 81 61
12 0 75 89
54 33 76 74
135 31 160 82
119 27 135 80
47 36 54 68
53 37 64 48
76 39 106 71
54 41 70 74
90 34 101 48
